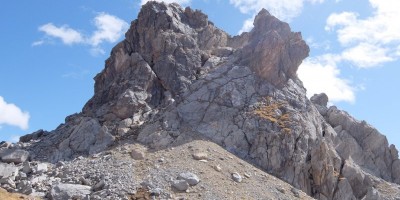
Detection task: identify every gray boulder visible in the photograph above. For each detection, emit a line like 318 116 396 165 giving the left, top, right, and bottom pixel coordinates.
172 180 189 191
49 183 91 200
232 173 242 183
1 149 29 164
0 163 18 178
310 93 329 107
178 172 200 186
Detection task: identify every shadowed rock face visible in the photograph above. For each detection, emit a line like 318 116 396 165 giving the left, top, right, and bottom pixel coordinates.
19 2 399 200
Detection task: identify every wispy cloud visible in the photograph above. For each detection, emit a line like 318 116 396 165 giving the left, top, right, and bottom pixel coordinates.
0 96 30 130
38 23 84 45
35 13 128 55
62 69 90 79
306 37 331 51
325 0 400 68
31 40 45 47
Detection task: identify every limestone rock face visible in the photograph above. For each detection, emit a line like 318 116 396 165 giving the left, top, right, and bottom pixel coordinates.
18 2 399 200
236 9 309 87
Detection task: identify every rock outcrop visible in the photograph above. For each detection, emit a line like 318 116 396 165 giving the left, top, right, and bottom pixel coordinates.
4 1 399 200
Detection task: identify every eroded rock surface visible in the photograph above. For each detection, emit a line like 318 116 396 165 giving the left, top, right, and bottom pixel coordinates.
8 1 400 200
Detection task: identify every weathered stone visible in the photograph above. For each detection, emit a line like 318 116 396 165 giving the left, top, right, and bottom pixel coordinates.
49 183 91 200
192 152 208 160
232 173 242 183
310 93 329 107
34 163 48 174
0 163 18 178
17 171 27 180
1 149 29 164
79 177 91 186
178 172 200 186
172 180 189 191
0 177 16 189
22 161 32 174
16 180 32 194
0 142 11 148
92 180 105 192
237 9 309 86
333 179 356 200
130 149 145 160
341 158 371 199
291 187 300 198
214 165 222 172
276 186 285 194
19 129 48 143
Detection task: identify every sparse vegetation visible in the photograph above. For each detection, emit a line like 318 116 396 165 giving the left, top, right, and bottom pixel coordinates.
253 97 293 134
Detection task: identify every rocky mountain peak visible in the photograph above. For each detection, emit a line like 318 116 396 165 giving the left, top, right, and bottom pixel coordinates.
82 1 309 123
1 2 399 200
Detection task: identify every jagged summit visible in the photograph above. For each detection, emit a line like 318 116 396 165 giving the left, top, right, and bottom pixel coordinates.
0 2 399 199
83 1 308 123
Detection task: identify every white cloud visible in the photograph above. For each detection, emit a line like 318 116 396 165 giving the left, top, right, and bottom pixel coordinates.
306 37 331 51
89 13 129 46
0 96 30 130
230 0 325 34
325 0 400 68
140 0 191 5
341 43 393 68
39 23 84 45
298 55 355 103
36 13 128 53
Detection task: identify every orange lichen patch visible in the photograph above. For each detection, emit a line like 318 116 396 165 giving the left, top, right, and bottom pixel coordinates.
253 97 293 134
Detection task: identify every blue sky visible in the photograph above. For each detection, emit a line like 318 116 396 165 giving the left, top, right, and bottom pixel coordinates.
1 0 399 149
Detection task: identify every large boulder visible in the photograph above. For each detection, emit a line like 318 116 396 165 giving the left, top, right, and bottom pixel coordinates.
51 117 115 161
49 183 91 200
1 149 29 164
0 163 18 178
310 93 329 107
